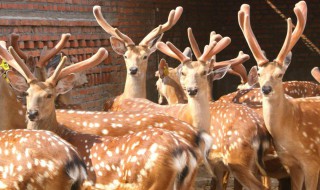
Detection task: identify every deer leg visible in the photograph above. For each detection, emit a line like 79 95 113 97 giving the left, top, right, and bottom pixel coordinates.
210 162 228 190
288 165 304 190
278 177 291 190
302 163 320 190
234 178 243 190
228 163 268 190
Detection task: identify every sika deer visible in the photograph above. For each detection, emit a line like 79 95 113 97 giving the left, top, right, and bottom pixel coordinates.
2 44 200 190
0 129 87 190
10 33 85 110
0 68 26 130
113 29 274 190
238 1 320 189
2 39 213 175
92 6 183 111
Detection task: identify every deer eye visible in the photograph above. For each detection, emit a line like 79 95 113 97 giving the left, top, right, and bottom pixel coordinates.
142 55 148 60
181 72 186 76
201 71 207 76
21 92 29 97
277 74 283 78
124 55 128 59
46 94 53 99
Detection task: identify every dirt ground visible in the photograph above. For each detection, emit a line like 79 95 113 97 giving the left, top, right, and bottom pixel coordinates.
195 166 280 190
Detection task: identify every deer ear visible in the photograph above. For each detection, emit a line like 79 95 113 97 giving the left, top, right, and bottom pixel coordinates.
182 47 193 60
148 34 163 54
211 65 230 81
56 74 76 95
247 66 259 86
158 59 169 78
6 70 29 93
283 51 292 72
110 37 127 55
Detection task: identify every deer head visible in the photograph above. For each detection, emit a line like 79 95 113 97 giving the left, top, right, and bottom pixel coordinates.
238 1 307 99
0 44 108 123
93 6 182 78
157 28 231 100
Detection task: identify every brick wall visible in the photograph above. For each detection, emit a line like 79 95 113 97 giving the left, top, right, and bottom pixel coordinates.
0 0 318 109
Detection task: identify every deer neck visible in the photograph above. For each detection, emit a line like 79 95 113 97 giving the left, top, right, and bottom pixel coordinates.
262 87 293 138
0 77 26 129
186 90 211 132
26 109 72 137
122 73 146 99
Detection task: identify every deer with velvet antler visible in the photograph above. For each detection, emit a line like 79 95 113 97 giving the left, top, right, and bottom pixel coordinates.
9 33 86 110
92 5 183 111
238 1 320 189
1 43 204 189
112 28 278 189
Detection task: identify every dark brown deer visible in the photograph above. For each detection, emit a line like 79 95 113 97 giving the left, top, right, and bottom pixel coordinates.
0 129 87 190
238 1 320 189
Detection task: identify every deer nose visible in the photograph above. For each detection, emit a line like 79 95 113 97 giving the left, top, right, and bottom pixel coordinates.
129 67 138 75
261 85 272 95
27 110 39 121
187 87 198 96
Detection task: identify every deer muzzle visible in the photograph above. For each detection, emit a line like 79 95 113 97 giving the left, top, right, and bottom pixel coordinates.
27 110 39 121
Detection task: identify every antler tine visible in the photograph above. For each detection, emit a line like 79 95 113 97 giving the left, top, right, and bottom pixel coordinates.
55 48 108 82
289 1 307 50
199 37 231 62
214 51 250 69
93 6 134 46
47 56 67 85
275 1 307 65
37 33 71 68
139 6 183 46
156 41 182 61
187 28 201 59
311 67 320 83
275 19 293 65
209 31 222 44
6 46 37 83
238 4 269 66
166 42 191 63
10 33 28 61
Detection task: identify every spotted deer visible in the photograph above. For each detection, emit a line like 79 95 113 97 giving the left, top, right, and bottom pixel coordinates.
0 67 26 130
10 33 85 110
238 1 320 189
92 5 183 111
1 39 212 173
311 67 320 83
155 51 251 105
113 29 275 189
0 129 87 190
2 44 201 190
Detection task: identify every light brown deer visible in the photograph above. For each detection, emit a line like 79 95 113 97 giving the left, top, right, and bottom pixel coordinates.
92 5 183 111
311 67 320 83
238 1 320 189
10 33 85 110
113 29 275 190
0 129 87 190
2 44 200 190
0 67 26 130
219 63 320 115
2 38 213 173
155 51 251 105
